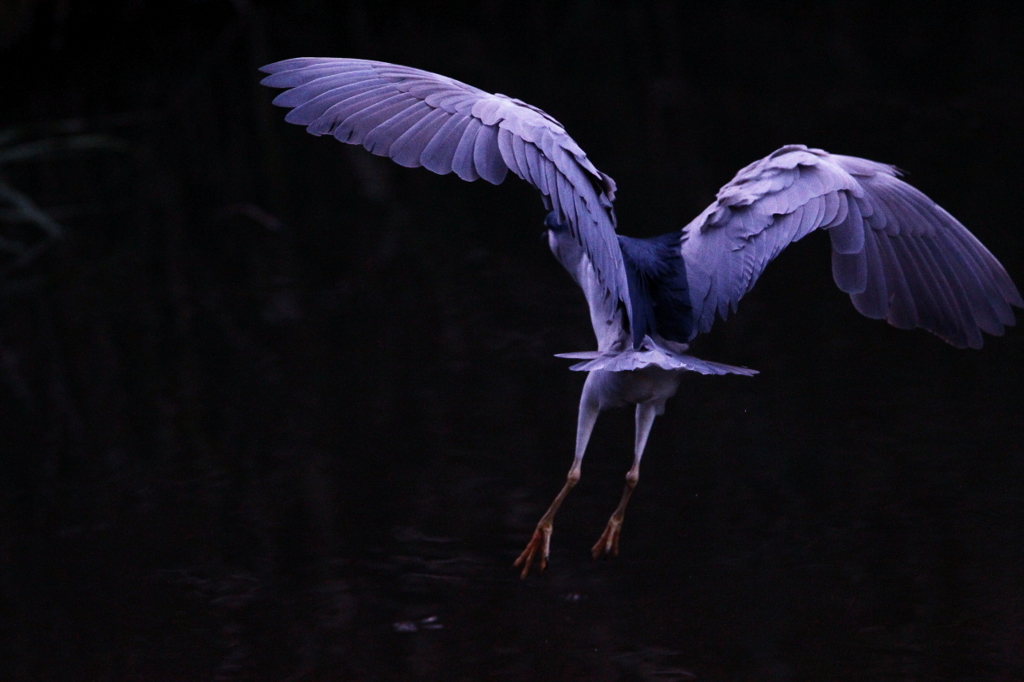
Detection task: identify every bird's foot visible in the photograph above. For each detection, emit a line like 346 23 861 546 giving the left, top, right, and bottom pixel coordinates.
591 515 623 559
513 523 553 578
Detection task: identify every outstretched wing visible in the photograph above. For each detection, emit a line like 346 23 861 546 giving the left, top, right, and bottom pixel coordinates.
680 145 1022 348
259 58 628 324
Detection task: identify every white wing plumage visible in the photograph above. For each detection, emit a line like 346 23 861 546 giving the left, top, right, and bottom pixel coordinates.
681 145 1022 348
260 58 628 323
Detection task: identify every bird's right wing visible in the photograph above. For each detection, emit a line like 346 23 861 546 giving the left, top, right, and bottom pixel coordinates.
680 145 1022 348
260 58 629 323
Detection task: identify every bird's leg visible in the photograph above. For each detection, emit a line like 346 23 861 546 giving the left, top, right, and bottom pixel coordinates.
514 388 600 578
592 401 658 559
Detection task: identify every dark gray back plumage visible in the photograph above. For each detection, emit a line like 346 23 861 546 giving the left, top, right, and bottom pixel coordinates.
618 233 693 343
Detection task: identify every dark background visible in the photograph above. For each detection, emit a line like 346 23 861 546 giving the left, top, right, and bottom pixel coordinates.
2 2 1022 680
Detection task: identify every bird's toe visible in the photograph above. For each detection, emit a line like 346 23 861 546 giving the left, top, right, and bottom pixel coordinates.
591 517 623 559
513 526 552 578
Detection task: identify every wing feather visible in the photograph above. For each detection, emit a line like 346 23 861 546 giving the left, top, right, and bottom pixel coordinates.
832 248 867 294
827 190 850 227
849 225 888 319
388 107 449 168
472 122 506 184
419 112 471 174
261 57 629 329
362 101 433 157
324 92 413 138
272 73 375 109
680 145 1021 347
496 127 518 176
451 118 483 181
287 85 392 129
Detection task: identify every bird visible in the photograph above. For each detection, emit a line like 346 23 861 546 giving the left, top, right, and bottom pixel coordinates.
259 57 1022 578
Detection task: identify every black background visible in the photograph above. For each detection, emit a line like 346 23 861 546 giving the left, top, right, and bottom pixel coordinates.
2 2 1022 680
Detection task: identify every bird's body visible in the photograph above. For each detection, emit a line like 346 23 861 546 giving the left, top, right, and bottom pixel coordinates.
586 368 683 413
260 58 1022 577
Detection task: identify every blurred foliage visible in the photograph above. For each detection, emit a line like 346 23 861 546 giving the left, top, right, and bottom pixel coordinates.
0 122 126 279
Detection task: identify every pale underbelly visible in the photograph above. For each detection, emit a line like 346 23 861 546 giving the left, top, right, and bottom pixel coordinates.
590 367 684 411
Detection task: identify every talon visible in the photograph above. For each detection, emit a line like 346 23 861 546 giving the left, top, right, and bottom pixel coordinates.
514 525 552 578
591 516 623 559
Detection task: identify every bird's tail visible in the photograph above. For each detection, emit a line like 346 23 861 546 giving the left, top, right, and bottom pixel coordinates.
555 336 757 375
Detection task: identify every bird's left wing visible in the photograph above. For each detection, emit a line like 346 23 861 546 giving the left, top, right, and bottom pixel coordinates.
680 145 1022 348
260 58 628 323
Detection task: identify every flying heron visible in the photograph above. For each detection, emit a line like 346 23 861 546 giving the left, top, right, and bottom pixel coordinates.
259 58 1022 578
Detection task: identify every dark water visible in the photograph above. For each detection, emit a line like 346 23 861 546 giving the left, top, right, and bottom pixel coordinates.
2 3 1023 680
